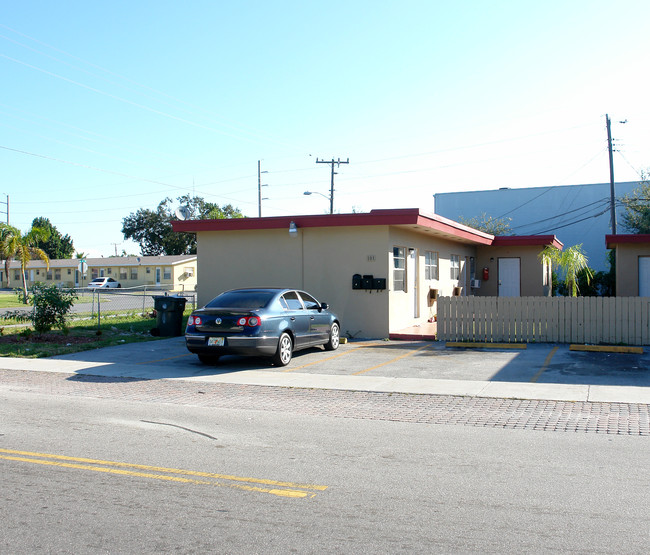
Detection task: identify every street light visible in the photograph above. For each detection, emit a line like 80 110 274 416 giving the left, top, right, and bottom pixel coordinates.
303 191 332 214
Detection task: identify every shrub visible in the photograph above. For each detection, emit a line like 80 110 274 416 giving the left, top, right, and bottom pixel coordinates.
28 283 78 333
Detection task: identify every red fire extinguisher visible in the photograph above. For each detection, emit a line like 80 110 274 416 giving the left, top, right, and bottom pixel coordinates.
482 267 489 281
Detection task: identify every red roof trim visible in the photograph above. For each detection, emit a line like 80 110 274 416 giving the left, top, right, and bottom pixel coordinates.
606 234 650 248
492 235 563 249
172 208 558 248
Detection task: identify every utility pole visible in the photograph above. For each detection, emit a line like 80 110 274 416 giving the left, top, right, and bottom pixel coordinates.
258 160 268 217
606 114 617 234
316 157 349 214
0 194 8 223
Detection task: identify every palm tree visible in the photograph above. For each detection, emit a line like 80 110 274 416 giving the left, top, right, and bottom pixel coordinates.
0 224 21 288
539 243 593 297
0 223 51 303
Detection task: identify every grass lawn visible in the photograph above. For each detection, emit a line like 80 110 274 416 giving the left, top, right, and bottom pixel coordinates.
0 292 29 309
0 313 189 358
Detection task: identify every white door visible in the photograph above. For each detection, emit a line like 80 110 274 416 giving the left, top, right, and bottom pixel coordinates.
407 248 418 317
498 258 521 297
640 257 650 296
155 268 161 285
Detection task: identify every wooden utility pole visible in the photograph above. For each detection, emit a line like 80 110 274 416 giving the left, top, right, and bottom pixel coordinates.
316 158 349 214
606 114 617 234
258 160 268 217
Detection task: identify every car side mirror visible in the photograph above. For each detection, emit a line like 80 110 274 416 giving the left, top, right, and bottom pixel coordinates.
320 302 328 311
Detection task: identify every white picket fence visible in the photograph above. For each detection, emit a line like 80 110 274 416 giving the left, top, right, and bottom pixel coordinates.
437 296 650 345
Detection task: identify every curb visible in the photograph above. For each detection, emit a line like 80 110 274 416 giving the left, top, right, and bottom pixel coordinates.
570 344 643 354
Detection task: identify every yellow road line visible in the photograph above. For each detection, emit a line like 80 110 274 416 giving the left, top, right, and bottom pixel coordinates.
0 449 326 498
352 343 431 376
530 346 559 383
283 343 376 372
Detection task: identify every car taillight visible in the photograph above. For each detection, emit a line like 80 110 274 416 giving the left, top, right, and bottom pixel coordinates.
237 316 261 327
189 315 202 326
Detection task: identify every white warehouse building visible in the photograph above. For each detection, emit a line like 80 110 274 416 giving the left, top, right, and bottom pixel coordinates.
434 181 642 272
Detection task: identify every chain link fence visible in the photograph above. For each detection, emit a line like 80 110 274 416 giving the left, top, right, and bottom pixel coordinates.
0 286 197 328
72 287 196 320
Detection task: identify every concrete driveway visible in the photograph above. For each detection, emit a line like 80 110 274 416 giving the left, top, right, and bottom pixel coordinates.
1 337 647 404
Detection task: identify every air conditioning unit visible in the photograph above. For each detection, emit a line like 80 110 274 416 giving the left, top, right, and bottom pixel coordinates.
470 279 481 288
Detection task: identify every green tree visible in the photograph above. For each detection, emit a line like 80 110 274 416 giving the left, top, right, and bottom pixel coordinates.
27 283 78 333
459 213 513 235
0 223 51 303
0 224 17 287
122 195 244 256
31 217 75 259
539 243 593 297
620 172 650 233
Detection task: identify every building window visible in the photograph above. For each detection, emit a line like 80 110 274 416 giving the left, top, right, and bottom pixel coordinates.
146 267 151 274
130 268 138 280
425 251 439 280
47 270 53 280
450 254 460 280
393 247 406 292
163 267 172 280
54 269 61 280
107 268 112 275
184 267 194 277
119 267 128 280
92 269 99 279
14 271 21 281
67 269 72 275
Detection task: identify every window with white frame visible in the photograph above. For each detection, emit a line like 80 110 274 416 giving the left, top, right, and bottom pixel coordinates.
130 268 138 280
425 251 439 280
393 247 406 292
450 254 460 280
163 267 172 280
54 269 61 280
119 267 128 280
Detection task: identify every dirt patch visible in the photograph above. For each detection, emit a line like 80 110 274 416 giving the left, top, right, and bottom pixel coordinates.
0 333 98 345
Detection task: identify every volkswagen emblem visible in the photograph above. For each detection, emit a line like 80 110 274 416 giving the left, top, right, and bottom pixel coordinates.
215 318 222 325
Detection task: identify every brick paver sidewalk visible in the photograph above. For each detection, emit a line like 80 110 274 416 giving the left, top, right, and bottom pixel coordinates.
2 369 649 435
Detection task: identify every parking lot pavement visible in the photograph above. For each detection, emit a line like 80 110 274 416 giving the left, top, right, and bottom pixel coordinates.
0 337 648 404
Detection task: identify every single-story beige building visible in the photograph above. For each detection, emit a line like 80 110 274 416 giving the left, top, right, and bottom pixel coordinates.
606 234 650 296
173 209 561 338
2 255 197 291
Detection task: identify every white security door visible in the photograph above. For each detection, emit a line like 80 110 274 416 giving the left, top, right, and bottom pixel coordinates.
640 256 650 296
498 258 521 297
155 268 161 285
407 248 418 317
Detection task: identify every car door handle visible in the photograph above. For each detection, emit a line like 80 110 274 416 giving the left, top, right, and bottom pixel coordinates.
290 317 296 321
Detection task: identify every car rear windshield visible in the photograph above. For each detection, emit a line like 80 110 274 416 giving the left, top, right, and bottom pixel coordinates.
206 290 276 309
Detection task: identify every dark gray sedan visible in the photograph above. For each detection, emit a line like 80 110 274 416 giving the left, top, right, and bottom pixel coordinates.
184 288 340 366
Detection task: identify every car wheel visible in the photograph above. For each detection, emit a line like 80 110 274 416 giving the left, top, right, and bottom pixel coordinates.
324 322 340 351
272 332 293 366
198 354 220 365
117 284 121 288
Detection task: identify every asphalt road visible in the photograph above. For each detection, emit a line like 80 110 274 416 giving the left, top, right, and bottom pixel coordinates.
2 388 649 554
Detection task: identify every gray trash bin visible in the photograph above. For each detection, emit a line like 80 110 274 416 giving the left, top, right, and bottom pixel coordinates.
152 295 187 336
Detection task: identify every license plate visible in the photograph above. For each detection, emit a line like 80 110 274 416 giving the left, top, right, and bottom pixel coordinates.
208 337 225 347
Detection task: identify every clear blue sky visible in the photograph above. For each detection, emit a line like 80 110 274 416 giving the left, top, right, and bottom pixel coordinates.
2 1 649 257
